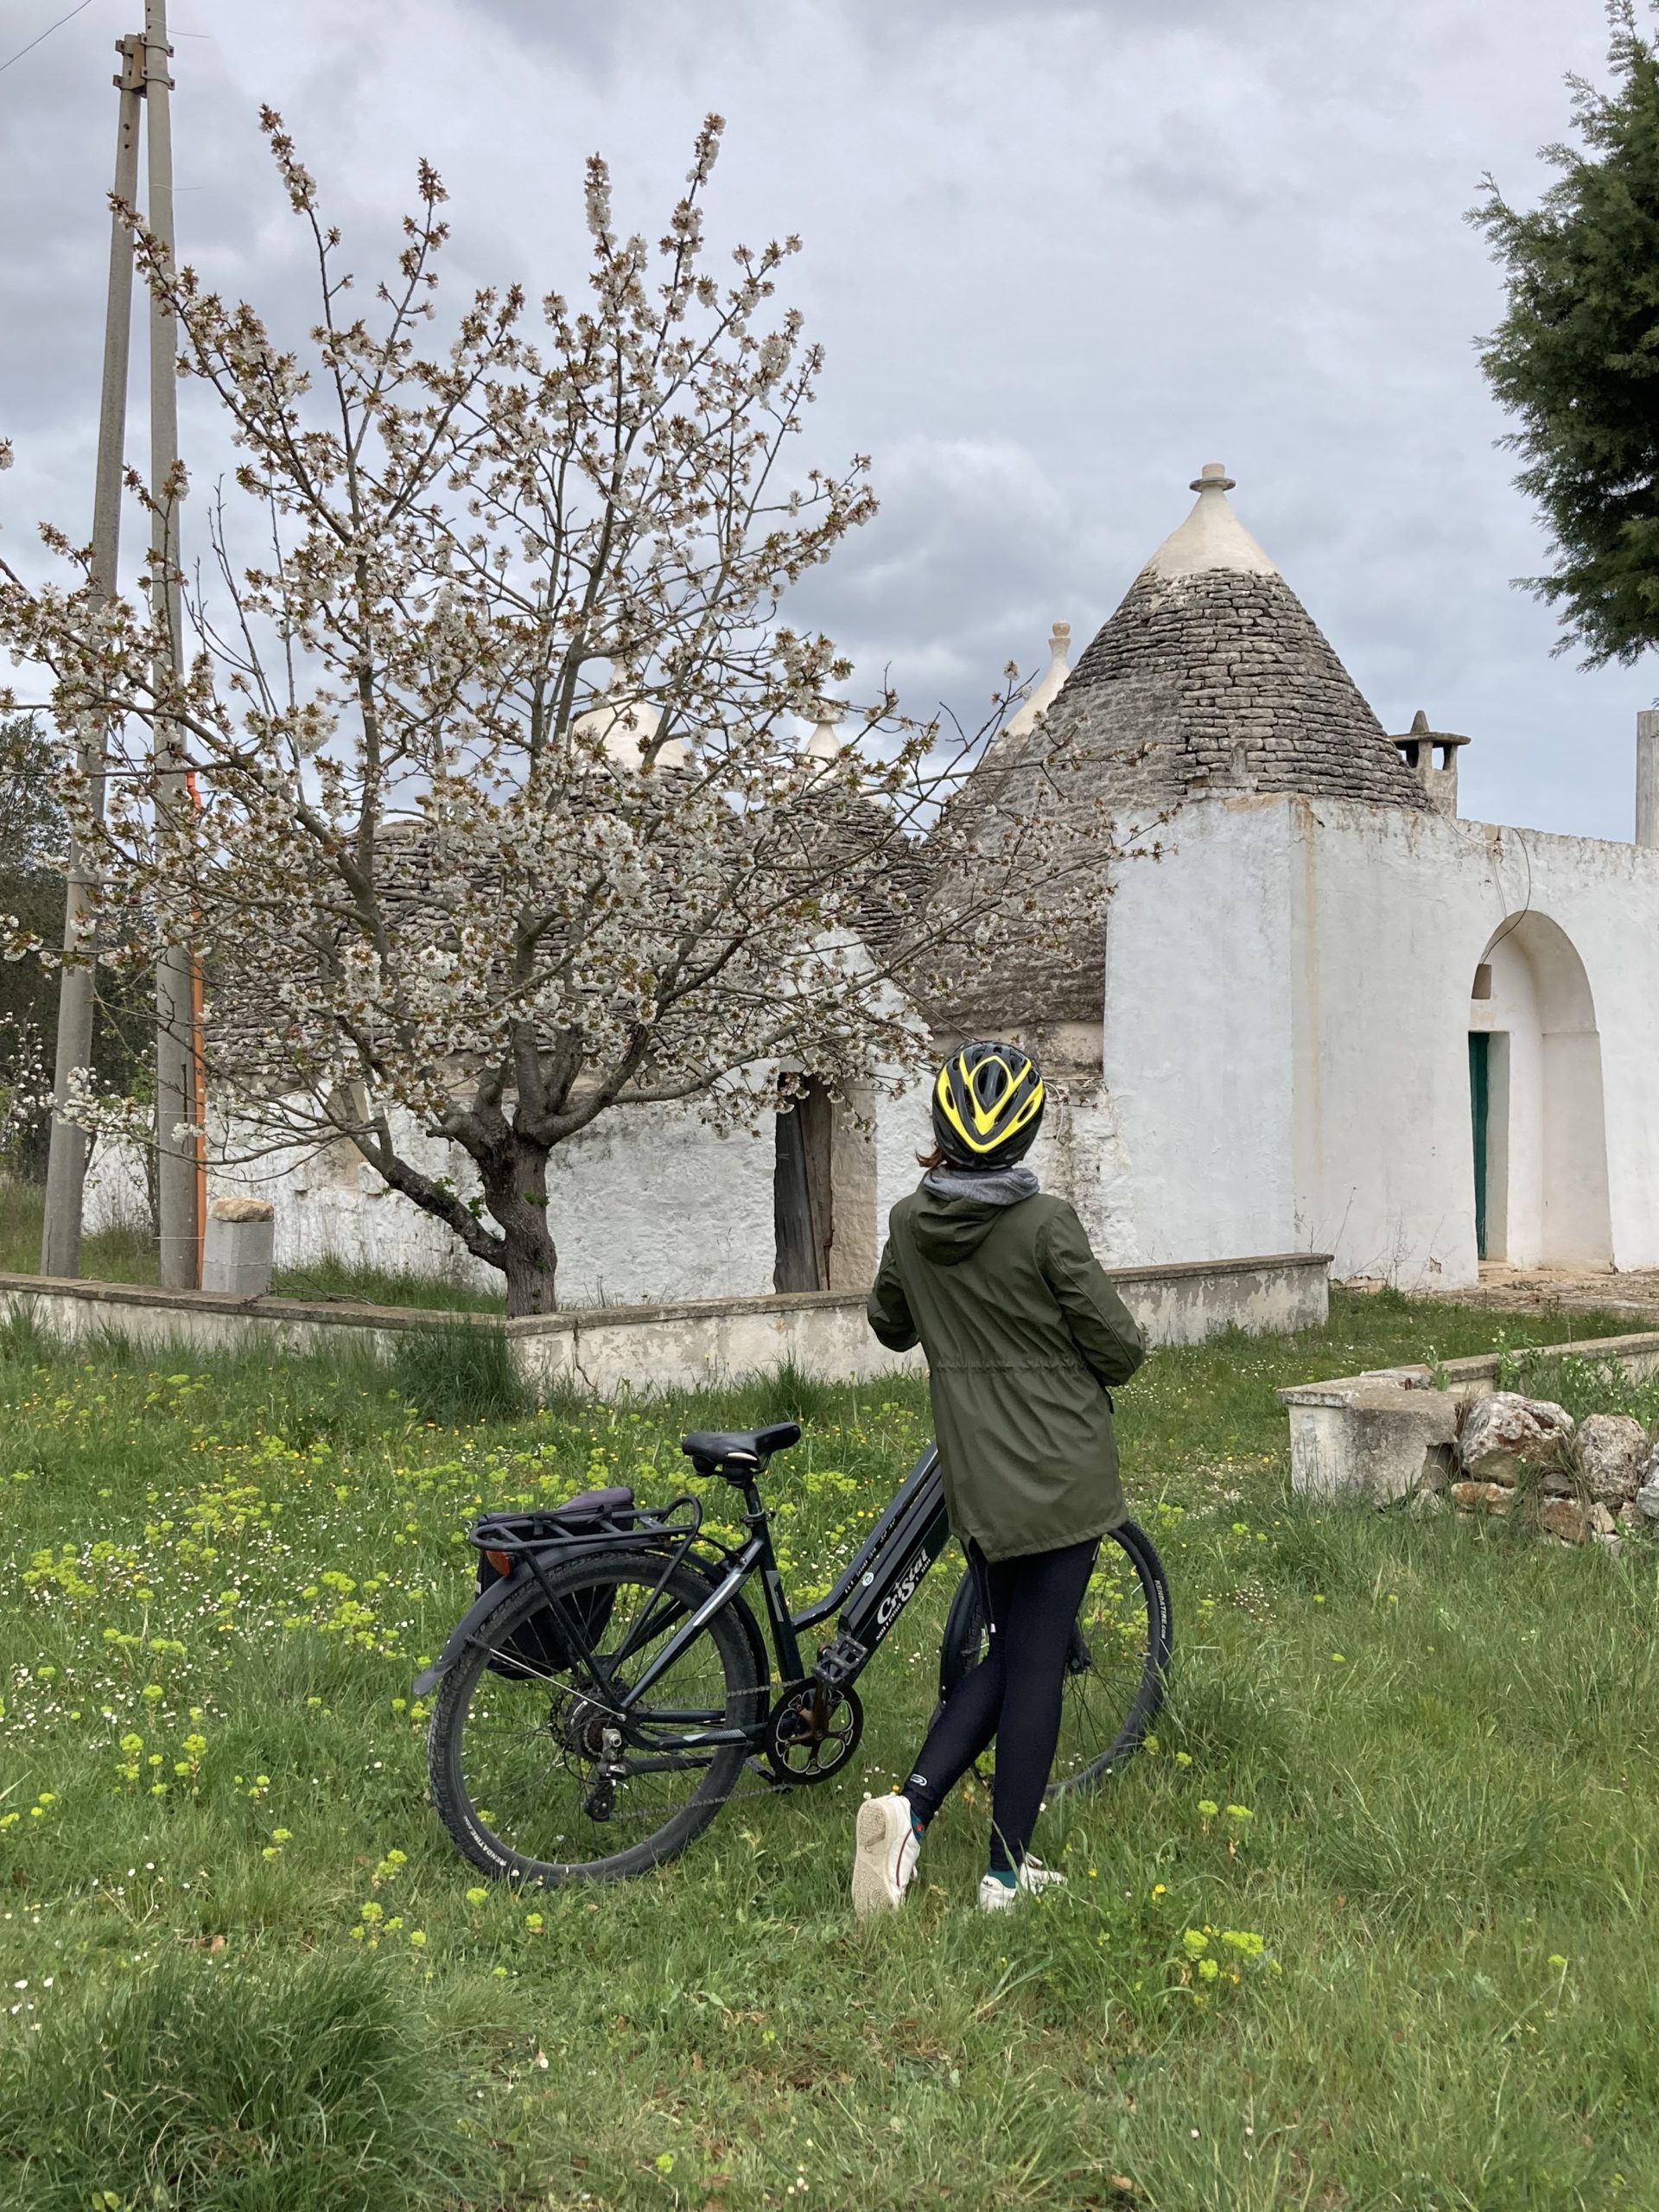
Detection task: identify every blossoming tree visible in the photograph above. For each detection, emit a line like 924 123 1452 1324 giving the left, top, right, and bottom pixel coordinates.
0 113 1109 1314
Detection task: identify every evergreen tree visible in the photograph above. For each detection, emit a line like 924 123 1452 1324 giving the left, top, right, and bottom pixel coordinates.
1471 2 1659 667
0 715 148 1182
0 717 65 1173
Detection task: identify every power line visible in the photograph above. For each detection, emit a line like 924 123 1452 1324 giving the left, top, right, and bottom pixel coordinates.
0 0 94 78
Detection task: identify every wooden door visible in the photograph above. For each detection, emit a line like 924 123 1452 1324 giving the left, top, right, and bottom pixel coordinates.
773 1078 833 1292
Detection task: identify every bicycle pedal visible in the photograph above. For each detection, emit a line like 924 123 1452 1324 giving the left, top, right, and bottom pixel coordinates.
812 1631 868 1691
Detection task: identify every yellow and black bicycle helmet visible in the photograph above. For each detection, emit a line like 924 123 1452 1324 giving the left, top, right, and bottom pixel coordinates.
931 1040 1045 1169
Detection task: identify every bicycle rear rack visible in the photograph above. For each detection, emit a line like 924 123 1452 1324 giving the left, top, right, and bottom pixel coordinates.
470 1493 702 1560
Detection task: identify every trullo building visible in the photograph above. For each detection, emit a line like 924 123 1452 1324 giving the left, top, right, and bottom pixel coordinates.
944 461 1659 1292
86 464 1659 1300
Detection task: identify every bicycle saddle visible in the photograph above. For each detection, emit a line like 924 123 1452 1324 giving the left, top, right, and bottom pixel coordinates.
680 1421 802 1478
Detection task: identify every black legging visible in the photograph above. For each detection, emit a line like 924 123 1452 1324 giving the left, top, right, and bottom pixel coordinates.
903 1535 1098 1873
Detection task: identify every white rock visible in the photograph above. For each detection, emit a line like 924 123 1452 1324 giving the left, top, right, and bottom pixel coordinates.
1636 1469 1659 1523
1575 1414 1648 1506
1458 1392 1575 1487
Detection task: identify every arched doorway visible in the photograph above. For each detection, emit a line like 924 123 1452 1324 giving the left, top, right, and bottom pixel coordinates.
1467 913 1611 1268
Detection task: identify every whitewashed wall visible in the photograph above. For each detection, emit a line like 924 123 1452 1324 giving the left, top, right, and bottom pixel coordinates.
1102 791 1659 1289
1103 804 1300 1266
82 792 1659 1305
86 1096 779 1306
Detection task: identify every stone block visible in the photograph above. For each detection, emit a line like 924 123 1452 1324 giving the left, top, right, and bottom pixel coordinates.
1575 1414 1648 1505
202 1195 276 1297
1284 1384 1462 1504
1539 1498 1587 1543
1451 1480 1513 1516
1458 1392 1574 1486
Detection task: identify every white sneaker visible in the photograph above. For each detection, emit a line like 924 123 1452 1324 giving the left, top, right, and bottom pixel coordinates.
977 1858 1067 1912
852 1793 921 1918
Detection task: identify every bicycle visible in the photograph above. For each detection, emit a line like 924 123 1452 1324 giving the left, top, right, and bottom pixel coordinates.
416 1421 1172 1885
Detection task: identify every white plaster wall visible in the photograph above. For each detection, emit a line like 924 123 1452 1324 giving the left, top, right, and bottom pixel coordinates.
1299 801 1659 1282
80 1136 150 1237
1470 933 1542 1263
1103 805 1297 1264
1282 796 1482 1285
1099 793 1659 1288
80 798 1659 1303
1025 1085 1140 1263
874 1074 927 1238
0 1253 1331 1398
86 1096 778 1306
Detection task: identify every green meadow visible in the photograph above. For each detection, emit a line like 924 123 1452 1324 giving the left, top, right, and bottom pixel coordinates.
1 1288 1656 2211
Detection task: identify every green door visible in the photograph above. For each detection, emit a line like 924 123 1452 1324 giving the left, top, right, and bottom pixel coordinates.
1468 1032 1490 1262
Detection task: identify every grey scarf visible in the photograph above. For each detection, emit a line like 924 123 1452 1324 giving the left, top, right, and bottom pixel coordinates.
922 1162 1039 1208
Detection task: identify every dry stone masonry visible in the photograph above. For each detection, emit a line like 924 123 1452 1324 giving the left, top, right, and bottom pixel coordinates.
1425 1390 1659 1552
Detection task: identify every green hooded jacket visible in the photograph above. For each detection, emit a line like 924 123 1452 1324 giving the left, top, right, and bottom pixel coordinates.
866 1182 1146 1562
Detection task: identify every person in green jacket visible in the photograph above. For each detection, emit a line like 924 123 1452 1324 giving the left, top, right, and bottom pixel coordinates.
851 1040 1146 1917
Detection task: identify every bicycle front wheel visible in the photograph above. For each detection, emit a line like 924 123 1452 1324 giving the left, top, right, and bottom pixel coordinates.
428 1548 766 1885
936 1517 1171 1797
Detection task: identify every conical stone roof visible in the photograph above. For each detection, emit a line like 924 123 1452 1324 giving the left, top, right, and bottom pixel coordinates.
1044 463 1428 815
924 463 1427 1032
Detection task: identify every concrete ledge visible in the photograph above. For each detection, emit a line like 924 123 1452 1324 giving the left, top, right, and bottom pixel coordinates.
0 1249 1330 1399
1279 1330 1659 1503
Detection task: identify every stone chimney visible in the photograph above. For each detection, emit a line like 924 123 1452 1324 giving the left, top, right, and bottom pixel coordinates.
1390 709 1469 817
1637 709 1659 847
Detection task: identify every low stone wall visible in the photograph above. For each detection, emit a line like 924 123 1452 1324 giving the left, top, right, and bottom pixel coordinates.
0 1248 1329 1400
1279 1331 1659 1504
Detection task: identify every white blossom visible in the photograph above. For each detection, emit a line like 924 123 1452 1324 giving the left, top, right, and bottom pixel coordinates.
0 111 1114 1314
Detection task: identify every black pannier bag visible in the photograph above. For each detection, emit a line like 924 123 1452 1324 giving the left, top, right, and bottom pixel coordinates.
477 1487 636 1681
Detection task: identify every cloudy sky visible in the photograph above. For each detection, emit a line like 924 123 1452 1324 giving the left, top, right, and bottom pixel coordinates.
1 0 1649 837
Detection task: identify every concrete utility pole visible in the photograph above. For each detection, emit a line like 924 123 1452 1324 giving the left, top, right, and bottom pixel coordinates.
142 0 200 1290
1637 709 1659 849
39 34 148 1281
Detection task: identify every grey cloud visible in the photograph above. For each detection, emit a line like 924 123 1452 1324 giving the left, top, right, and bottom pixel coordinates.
0 0 1647 841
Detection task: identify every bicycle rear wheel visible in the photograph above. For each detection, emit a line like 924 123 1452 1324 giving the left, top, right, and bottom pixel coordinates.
428 1548 766 1885
936 1517 1171 1797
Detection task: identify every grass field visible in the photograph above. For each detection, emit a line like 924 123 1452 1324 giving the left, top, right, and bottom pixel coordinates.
2 1290 1656 2211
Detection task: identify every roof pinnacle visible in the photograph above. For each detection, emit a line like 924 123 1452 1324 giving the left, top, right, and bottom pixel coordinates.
1148 461 1275 581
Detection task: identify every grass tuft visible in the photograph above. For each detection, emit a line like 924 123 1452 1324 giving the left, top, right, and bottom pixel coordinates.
389 1315 525 1425
0 1948 479 2212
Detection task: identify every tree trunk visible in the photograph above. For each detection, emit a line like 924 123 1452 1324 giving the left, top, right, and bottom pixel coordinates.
480 1139 560 1318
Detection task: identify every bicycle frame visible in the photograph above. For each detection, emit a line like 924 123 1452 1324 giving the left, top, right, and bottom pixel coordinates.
541 1445 957 1750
